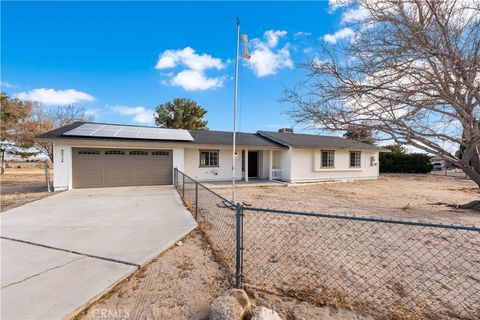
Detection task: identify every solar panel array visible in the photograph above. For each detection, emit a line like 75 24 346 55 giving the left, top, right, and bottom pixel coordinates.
63 123 194 141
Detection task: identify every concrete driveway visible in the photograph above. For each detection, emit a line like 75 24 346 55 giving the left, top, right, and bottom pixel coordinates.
1 186 197 320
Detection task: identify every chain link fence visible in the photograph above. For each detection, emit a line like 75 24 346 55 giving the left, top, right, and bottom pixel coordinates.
241 207 480 319
174 169 480 319
430 168 469 179
174 169 237 278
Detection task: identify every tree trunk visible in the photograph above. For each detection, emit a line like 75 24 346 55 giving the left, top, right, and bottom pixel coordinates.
464 165 480 188
0 150 5 175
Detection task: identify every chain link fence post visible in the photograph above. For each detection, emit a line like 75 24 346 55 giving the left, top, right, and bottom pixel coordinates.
235 202 244 288
173 168 177 188
195 181 199 220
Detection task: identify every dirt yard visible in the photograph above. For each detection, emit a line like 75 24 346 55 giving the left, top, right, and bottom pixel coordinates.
1 166 55 212
221 174 480 225
78 230 230 320
206 174 480 319
78 230 374 320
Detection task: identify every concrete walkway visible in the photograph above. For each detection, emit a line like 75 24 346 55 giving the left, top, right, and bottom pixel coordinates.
1 186 197 320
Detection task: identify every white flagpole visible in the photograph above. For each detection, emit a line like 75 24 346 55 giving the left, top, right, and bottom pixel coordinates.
232 17 240 202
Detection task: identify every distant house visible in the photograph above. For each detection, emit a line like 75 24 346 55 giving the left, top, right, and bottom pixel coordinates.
37 122 388 191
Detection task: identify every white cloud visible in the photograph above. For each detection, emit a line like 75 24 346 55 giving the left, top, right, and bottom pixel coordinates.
156 47 225 71
247 30 293 77
323 27 355 44
328 0 353 12
294 31 312 38
264 30 287 48
170 70 224 91
112 105 154 125
84 109 99 118
0 81 15 88
13 88 94 105
155 47 226 91
341 6 369 23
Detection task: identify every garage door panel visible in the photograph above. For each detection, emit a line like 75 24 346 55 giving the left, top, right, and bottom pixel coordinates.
127 168 150 185
76 177 103 188
73 148 172 188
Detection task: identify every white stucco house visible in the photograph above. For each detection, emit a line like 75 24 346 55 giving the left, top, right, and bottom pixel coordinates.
37 122 388 191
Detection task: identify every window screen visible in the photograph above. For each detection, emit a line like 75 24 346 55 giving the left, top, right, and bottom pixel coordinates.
350 151 361 167
200 150 219 167
321 150 335 167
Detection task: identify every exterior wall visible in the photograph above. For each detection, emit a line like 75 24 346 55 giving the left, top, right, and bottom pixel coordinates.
51 138 381 188
52 140 185 190
270 149 292 181
183 147 243 181
172 148 185 172
53 142 72 191
259 150 270 179
290 148 379 183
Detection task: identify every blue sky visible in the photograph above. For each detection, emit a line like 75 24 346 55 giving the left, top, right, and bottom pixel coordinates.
1 1 346 133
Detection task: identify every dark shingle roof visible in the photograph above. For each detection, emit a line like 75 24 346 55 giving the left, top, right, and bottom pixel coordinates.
36 122 285 148
36 122 387 151
257 131 388 151
187 130 284 148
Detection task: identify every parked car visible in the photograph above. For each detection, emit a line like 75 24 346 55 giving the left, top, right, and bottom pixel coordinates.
432 162 444 170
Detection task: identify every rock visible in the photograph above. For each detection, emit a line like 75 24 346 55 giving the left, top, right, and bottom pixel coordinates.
210 289 251 320
251 306 282 320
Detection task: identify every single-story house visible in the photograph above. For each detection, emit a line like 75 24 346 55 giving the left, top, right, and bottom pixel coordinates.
37 122 388 191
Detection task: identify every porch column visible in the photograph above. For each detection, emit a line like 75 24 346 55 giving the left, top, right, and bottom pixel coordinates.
245 149 249 182
268 150 273 181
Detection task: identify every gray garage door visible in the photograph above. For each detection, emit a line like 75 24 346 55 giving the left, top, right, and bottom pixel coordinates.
72 148 173 188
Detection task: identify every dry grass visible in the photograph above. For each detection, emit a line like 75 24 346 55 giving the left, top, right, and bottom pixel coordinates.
1 167 55 212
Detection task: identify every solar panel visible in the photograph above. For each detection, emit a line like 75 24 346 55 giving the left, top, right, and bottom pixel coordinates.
63 123 194 141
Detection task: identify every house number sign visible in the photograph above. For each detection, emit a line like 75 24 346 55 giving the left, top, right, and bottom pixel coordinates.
61 149 64 163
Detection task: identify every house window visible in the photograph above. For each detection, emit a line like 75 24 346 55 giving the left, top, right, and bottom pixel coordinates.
321 150 335 168
350 151 361 167
200 150 219 167
129 150 148 156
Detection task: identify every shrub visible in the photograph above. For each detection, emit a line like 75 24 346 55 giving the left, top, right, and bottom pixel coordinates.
380 152 433 173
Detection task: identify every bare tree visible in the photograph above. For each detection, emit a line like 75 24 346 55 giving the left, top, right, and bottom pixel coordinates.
285 0 480 186
27 105 94 161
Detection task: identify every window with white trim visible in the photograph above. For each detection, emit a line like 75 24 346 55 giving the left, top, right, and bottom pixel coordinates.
350 151 361 167
199 150 219 167
321 150 335 168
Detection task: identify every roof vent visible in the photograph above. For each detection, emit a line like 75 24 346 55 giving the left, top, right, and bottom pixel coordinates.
278 128 294 133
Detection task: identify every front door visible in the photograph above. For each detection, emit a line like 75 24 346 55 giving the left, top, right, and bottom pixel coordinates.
248 151 258 178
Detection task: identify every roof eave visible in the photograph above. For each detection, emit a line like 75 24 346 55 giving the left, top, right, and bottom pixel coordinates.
35 136 287 149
